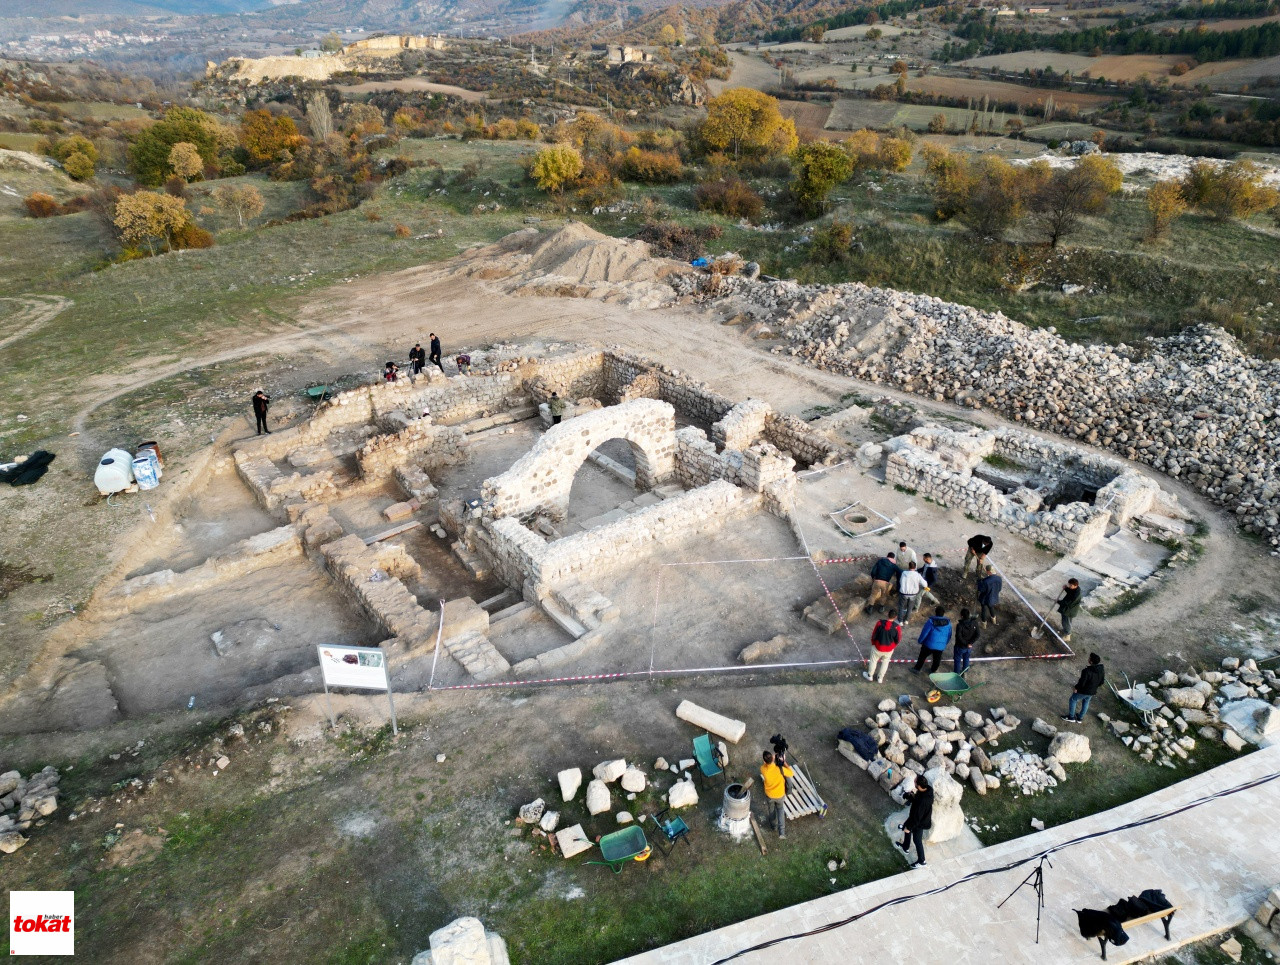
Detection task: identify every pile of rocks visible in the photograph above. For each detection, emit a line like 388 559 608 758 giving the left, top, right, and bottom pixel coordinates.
1102 656 1279 765
851 700 1037 798
677 272 1280 551
0 766 60 854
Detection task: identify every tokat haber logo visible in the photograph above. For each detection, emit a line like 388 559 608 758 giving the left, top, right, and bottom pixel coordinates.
9 891 74 956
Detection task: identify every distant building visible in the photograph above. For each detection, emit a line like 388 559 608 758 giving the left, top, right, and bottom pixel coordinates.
1027 6 1051 13
606 45 651 64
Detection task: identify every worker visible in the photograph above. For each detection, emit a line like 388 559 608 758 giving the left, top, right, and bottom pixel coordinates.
977 564 1002 626
1062 652 1105 724
865 552 901 615
549 391 566 425
896 561 927 624
1057 578 1082 641
456 353 471 375
898 773 934 868
954 607 980 675
251 389 270 435
760 750 794 840
912 606 952 675
409 342 426 376
429 332 444 372
963 533 993 576
919 552 941 608
864 613 901 683
896 540 917 570
383 360 399 382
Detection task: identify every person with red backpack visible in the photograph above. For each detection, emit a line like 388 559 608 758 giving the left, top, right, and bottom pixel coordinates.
864 614 901 683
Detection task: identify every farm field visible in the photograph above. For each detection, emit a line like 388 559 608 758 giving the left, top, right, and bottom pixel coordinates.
335 77 489 102
41 100 151 120
0 132 45 151
822 24 910 40
907 74 1113 109
960 50 1273 88
778 98 834 139
707 49 781 95
826 98 1017 133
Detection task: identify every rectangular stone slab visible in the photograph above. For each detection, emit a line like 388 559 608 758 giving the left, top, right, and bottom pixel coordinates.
676 700 746 744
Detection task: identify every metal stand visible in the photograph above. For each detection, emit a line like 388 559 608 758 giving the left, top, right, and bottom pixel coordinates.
998 854 1052 944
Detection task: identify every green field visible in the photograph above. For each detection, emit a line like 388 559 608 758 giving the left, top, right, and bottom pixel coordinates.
826 98 1016 133
39 100 151 121
0 132 46 151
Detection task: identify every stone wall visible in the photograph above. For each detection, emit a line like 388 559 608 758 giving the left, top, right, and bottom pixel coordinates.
385 373 519 429
356 423 467 480
482 399 676 521
712 399 769 451
523 349 606 404
674 427 796 514
763 411 843 467
602 351 735 427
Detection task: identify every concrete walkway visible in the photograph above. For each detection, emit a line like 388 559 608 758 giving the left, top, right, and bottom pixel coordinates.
622 744 1280 965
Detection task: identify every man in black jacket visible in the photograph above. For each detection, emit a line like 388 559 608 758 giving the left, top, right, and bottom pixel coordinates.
409 342 426 376
954 607 980 674
1057 578 1083 641
865 552 900 614
898 774 934 868
251 389 270 435
963 533 993 576
429 333 444 372
1063 652 1105 723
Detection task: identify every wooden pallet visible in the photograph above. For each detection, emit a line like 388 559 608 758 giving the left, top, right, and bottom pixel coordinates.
782 759 828 820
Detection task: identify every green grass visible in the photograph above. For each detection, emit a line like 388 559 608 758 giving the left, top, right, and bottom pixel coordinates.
0 132 45 151
41 100 151 121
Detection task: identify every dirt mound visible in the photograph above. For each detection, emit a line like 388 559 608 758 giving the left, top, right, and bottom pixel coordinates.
522 221 666 285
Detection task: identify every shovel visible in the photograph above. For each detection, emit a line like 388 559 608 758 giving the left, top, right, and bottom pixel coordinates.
1029 595 1063 640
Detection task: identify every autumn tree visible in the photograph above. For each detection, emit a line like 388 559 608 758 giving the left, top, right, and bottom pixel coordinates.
791 141 853 216
320 31 343 52
210 183 265 227
113 191 190 255
306 93 334 140
699 88 798 160
344 103 385 137
240 109 305 166
927 113 948 134
62 151 96 181
129 107 233 186
878 135 912 172
1145 179 1187 240
658 24 678 45
168 141 204 182
891 59 909 76
1031 154 1122 247
47 134 98 179
920 143 974 219
843 128 882 173
1182 160 1279 221
530 145 583 194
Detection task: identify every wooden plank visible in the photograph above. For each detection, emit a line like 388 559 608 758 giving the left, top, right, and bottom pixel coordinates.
363 520 422 545
749 814 768 855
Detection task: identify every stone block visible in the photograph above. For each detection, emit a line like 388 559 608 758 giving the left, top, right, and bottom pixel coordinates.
667 780 698 810
585 780 611 816
384 501 416 522
557 767 582 802
425 917 490 965
675 700 746 744
1047 732 1091 765
539 811 559 833
615 812 633 825
518 799 545 824
593 759 627 783
556 824 592 859
620 767 647 793
1165 687 1206 710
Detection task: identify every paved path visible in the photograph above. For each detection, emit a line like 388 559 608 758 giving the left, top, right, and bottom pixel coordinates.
623 744 1280 965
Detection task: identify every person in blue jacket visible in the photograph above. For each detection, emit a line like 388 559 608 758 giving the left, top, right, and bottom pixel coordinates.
977 564 1003 626
912 607 952 675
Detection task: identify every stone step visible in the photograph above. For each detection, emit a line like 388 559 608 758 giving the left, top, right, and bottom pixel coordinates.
490 601 535 626
540 596 587 640
445 631 510 682
478 589 520 613
460 405 538 435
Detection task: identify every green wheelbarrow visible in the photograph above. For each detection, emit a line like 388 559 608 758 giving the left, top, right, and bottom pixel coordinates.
305 384 330 404
585 824 651 874
927 669 981 703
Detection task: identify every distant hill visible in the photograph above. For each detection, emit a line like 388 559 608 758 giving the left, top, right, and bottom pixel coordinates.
0 0 277 14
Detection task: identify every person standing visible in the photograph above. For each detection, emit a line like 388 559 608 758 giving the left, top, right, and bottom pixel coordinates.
1056 578 1083 641
912 606 951 675
896 541 917 571
864 613 901 683
977 565 1003 626
549 391 566 425
1062 653 1105 723
898 773 934 868
897 561 927 624
251 389 271 435
865 552 901 614
409 342 426 376
760 750 794 840
919 552 941 608
963 534 993 576
429 333 444 372
954 607 980 675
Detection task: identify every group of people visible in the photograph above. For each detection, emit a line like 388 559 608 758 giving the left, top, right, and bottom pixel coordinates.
406 334 445 378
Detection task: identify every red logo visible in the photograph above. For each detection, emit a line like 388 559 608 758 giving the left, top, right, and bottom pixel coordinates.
12 915 72 934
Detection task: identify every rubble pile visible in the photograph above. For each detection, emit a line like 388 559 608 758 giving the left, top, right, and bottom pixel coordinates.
1103 656 1279 765
0 766 61 855
671 273 1280 550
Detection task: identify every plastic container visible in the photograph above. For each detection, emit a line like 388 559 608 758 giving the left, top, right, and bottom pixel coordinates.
94 449 135 495
132 454 158 490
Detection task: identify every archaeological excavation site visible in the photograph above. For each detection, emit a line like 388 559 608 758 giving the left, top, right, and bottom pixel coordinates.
3 223 1278 964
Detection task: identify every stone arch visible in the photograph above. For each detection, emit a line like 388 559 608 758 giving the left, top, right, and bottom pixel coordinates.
482 399 675 521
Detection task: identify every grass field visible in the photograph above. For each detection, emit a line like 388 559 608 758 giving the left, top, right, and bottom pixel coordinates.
40 100 151 121
0 132 46 151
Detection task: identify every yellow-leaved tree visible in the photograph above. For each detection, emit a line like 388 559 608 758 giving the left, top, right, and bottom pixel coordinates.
530 145 584 195
113 191 190 255
168 141 204 182
1145 180 1187 241
699 88 798 160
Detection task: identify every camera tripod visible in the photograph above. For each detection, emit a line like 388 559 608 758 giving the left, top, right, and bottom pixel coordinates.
998 853 1052 943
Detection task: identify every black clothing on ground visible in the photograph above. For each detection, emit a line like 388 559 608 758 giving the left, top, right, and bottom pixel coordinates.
1075 662 1105 696
1 450 55 486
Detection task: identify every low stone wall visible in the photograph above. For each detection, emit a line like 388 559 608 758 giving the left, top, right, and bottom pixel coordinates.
482 399 676 521
523 348 606 403
356 423 467 480
385 374 520 429
763 411 843 467
95 526 303 618
674 427 796 513
603 351 736 427
713 399 769 451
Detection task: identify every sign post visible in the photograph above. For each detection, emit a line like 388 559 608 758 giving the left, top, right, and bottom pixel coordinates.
316 644 397 736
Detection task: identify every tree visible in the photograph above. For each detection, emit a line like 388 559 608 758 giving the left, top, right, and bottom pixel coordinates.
659 24 678 45
62 151 95 181
129 107 230 186
921 143 974 219
791 140 853 215
169 142 204 181
1183 159 1279 220
699 88 798 160
320 31 343 52
891 59 909 76
1145 180 1187 240
240 109 305 166
959 156 1033 240
866 27 884 40
530 145 583 194
343 103 385 137
928 113 948 133
843 128 882 173
1030 154 1122 247
879 136 912 172
306 93 334 140
113 191 190 255
211 183 265 227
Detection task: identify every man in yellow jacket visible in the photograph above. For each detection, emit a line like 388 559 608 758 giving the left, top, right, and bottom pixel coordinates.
760 750 794 840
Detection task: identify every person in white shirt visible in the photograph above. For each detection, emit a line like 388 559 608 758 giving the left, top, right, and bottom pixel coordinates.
897 562 927 624
896 541 917 571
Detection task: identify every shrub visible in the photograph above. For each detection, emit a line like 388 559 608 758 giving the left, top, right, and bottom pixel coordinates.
635 221 722 261
169 222 215 250
575 158 623 208
164 176 188 198
62 150 96 181
530 145 583 194
811 220 856 263
393 223 411 238
618 147 683 183
23 192 61 217
694 177 764 220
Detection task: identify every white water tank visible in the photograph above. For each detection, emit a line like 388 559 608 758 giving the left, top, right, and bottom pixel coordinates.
94 448 135 495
